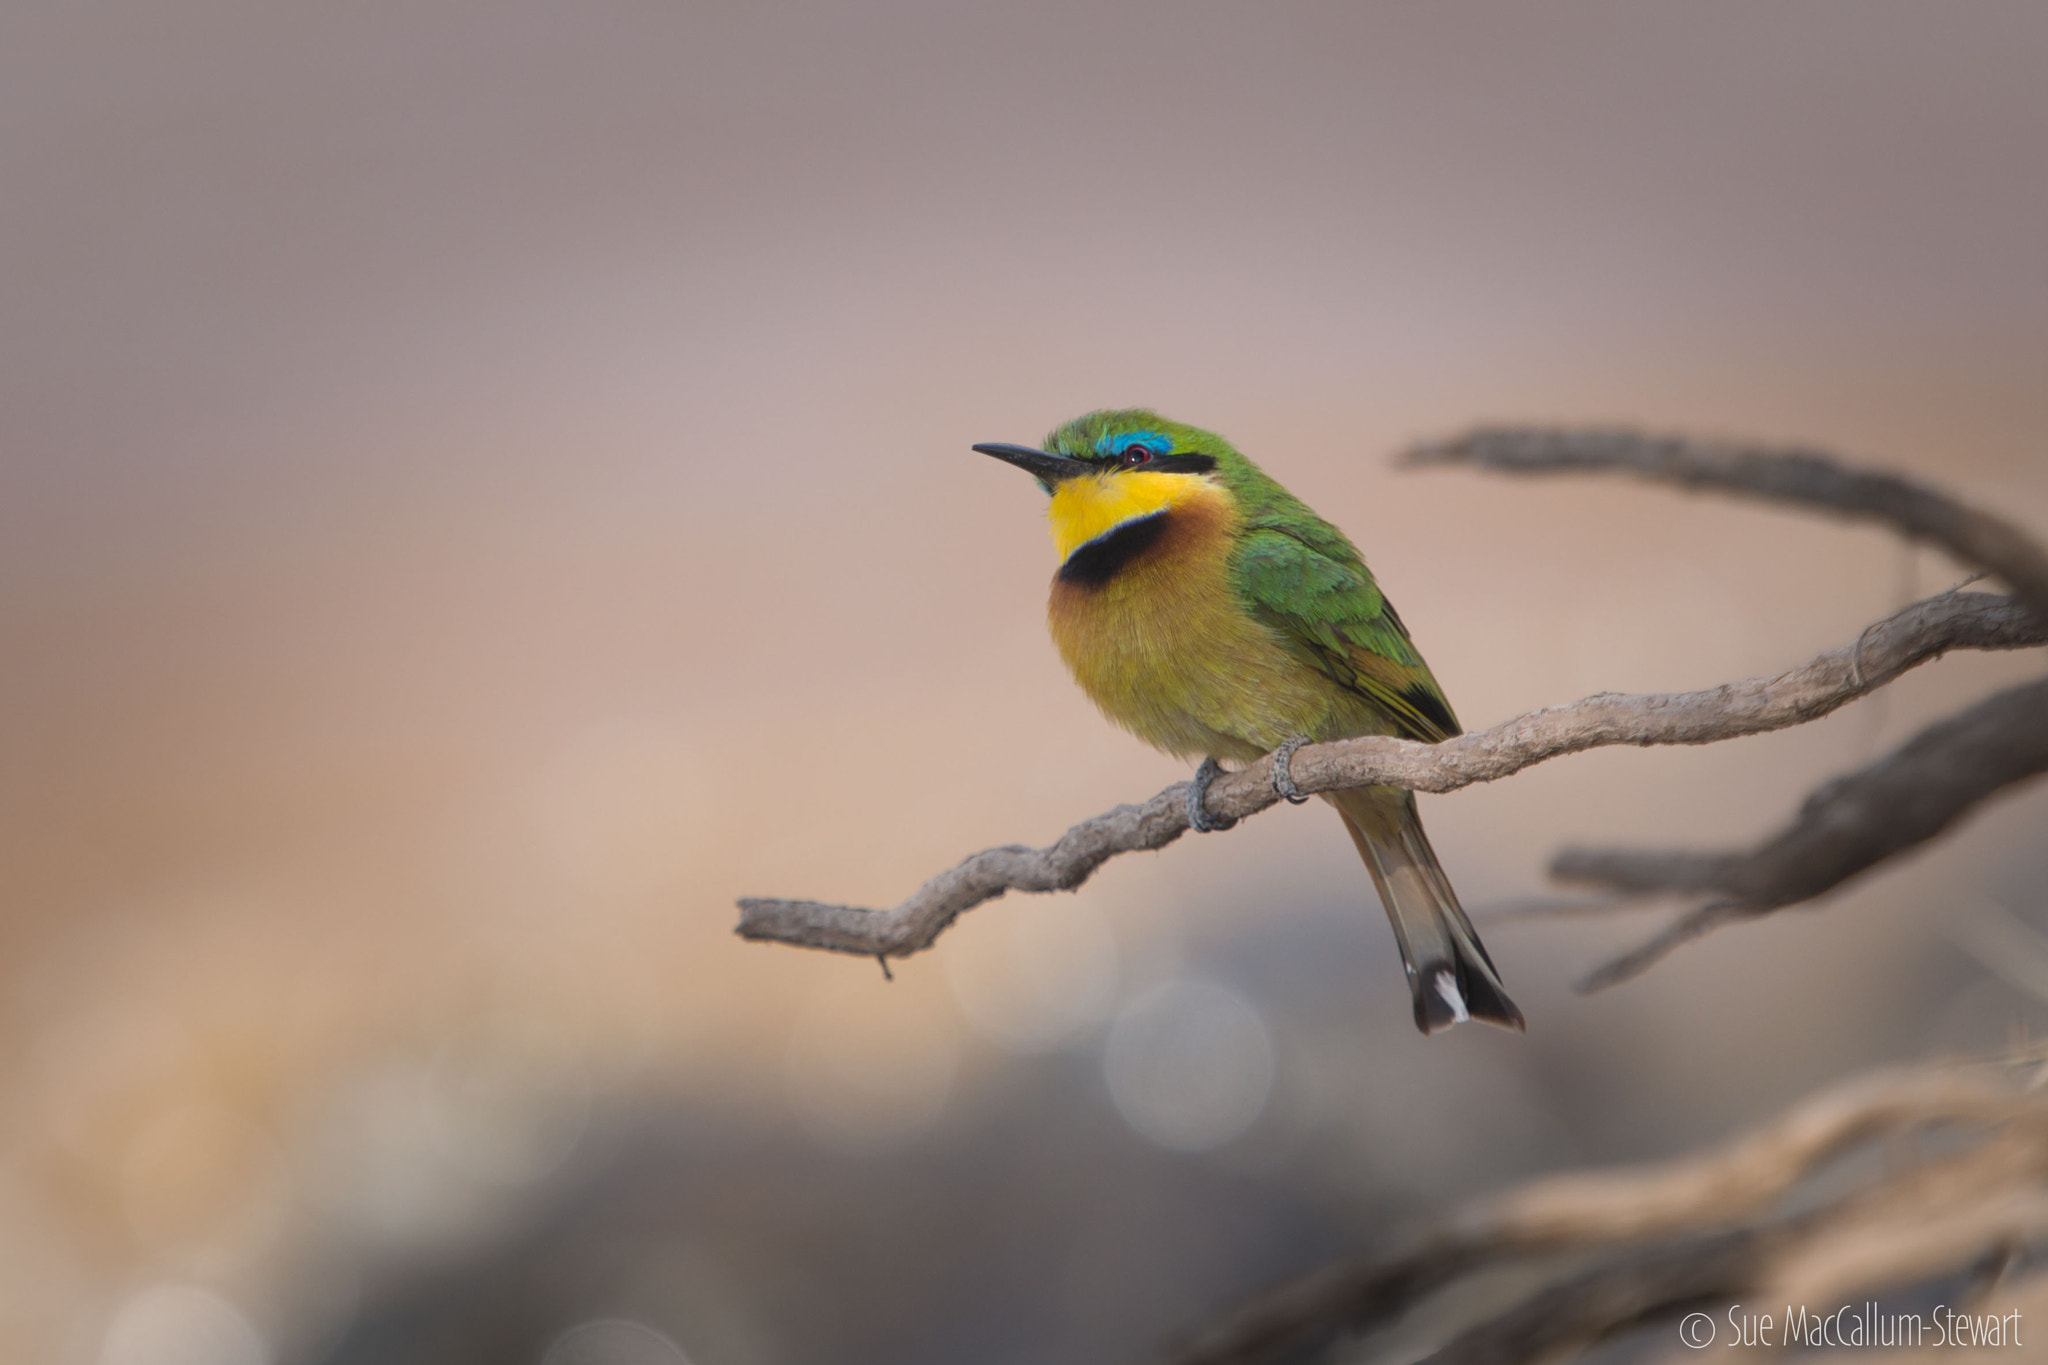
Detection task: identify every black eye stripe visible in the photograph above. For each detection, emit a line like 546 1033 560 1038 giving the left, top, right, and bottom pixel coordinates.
1082 448 1217 475
1141 452 1217 475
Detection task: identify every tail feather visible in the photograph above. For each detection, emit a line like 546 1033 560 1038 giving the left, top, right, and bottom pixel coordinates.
1329 786 1523 1035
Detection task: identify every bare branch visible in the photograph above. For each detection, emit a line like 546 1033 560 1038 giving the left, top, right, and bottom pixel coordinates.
1168 1061 2048 1365
1403 427 2048 616
1401 426 2048 992
1567 675 2048 991
736 592 2043 959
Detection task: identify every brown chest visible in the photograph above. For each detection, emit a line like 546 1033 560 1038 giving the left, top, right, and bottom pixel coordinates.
1044 499 1322 759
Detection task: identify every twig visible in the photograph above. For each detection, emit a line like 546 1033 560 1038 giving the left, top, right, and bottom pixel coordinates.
1167 1063 2048 1365
1402 428 2048 616
1565 675 2048 991
736 593 2043 959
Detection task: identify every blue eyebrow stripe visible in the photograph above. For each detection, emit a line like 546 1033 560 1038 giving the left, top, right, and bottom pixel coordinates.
1096 429 1173 457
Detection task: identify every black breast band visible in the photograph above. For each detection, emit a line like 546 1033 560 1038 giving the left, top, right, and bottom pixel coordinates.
1056 511 1171 588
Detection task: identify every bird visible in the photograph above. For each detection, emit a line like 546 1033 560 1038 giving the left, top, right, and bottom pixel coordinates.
973 410 1522 1034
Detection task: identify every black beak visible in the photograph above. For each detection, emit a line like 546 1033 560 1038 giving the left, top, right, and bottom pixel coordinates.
972 442 1093 484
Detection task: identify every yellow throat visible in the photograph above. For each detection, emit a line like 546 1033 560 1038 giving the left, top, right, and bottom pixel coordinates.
1046 470 1225 563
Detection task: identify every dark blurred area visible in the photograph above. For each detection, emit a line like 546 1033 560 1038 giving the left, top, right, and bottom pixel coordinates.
4 3 2046 1363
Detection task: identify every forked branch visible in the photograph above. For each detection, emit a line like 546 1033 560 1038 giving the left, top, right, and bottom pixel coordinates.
1563 675 2048 990
1402 427 2048 989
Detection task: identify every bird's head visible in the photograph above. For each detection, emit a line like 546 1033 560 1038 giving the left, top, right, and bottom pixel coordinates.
974 409 1241 564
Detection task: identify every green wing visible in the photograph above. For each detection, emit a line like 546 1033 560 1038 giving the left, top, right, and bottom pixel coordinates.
1233 526 1461 743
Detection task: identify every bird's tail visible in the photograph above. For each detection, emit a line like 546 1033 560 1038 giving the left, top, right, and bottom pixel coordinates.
1327 786 1524 1035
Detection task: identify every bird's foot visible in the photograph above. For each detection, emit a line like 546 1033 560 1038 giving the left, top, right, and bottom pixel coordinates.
1271 735 1313 804
1186 757 1238 832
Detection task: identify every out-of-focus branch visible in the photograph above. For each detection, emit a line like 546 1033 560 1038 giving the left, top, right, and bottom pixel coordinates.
1564 674 2048 991
1425 1126 2048 1365
736 592 2042 959
1402 427 2048 616
1422 1228 1771 1365
1168 1061 2048 1365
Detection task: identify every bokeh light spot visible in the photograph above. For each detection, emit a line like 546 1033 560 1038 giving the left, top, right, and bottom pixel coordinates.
540 1318 691 1365
426 1018 592 1186
1103 980 1274 1152
100 1285 266 1365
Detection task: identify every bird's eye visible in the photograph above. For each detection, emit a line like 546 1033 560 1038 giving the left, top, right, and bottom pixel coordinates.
1121 446 1154 467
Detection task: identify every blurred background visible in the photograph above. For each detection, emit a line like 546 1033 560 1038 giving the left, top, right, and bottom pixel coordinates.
4 3 2047 1362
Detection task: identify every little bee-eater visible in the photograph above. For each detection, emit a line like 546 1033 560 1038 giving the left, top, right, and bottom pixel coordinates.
975 410 1522 1034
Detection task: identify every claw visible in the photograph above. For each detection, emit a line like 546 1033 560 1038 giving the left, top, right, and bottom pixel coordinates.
1186 756 1238 832
1271 735 1313 804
